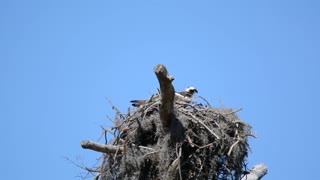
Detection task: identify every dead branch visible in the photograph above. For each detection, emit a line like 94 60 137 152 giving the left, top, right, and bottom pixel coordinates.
227 139 240 156
106 97 125 119
154 64 175 131
80 140 123 154
241 163 268 180
64 156 100 173
221 108 243 115
196 95 212 107
187 111 220 139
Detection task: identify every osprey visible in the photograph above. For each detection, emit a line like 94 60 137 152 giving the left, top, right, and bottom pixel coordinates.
130 86 198 107
174 86 198 104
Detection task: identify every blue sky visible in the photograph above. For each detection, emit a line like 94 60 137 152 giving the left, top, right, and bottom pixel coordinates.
1 0 319 179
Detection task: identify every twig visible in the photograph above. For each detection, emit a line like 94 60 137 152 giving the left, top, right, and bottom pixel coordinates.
139 146 155 151
106 97 125 119
187 112 220 140
246 133 258 138
105 114 115 124
170 145 181 171
97 125 109 144
227 139 240 156
142 101 160 121
131 144 156 151
143 151 160 157
197 96 212 107
199 143 214 149
178 147 182 180
221 108 243 115
64 156 100 172
114 144 121 160
186 135 195 147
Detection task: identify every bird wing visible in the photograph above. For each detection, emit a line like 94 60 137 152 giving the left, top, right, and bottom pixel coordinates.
130 100 146 107
174 92 192 103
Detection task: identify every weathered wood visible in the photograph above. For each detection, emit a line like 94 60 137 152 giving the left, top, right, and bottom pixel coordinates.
80 140 123 154
154 64 175 131
241 163 267 180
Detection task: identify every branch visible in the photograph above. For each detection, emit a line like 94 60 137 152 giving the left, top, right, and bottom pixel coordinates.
154 64 175 131
186 111 220 139
80 140 123 154
241 163 268 180
227 139 240 156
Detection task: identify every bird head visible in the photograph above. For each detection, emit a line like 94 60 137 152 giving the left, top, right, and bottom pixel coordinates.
184 86 198 94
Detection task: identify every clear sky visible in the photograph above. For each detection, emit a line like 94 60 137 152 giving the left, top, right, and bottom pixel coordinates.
1 0 319 179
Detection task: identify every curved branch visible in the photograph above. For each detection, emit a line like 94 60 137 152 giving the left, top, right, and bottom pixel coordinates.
154 64 175 131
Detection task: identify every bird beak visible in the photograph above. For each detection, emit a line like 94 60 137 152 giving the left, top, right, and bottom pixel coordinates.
195 89 198 93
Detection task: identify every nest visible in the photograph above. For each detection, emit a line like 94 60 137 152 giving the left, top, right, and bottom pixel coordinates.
94 97 253 180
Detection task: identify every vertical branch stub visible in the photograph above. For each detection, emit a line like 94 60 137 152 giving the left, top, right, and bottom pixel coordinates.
154 64 175 131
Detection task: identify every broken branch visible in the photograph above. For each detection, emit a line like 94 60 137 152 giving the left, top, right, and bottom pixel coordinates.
80 140 123 154
241 163 268 180
154 64 175 131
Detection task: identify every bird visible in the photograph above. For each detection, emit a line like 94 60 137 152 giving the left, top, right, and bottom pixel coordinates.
130 99 149 107
130 86 198 107
130 94 160 107
174 86 198 104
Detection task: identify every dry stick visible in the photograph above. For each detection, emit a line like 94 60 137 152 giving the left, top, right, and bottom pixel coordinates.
186 135 195 147
221 108 243 115
227 139 240 156
154 64 175 131
199 157 204 175
233 119 251 129
100 155 107 177
113 145 121 161
143 151 160 157
240 163 268 180
131 144 156 151
142 101 160 121
105 97 125 119
64 156 100 173
197 95 212 107
178 147 182 180
105 114 115 124
199 143 214 149
246 133 258 138
170 145 182 173
97 125 109 143
186 134 213 149
187 112 220 140
139 146 155 151
80 140 123 154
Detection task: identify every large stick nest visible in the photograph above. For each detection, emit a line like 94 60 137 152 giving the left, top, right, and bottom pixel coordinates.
95 97 253 180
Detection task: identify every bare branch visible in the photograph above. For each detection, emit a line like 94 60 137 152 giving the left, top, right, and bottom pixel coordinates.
154 64 175 131
227 139 240 156
196 95 212 107
80 140 123 154
64 156 100 173
187 111 220 140
241 163 268 180
221 108 243 115
106 97 125 119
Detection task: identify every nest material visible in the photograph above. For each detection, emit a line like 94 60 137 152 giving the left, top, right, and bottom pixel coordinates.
97 97 252 180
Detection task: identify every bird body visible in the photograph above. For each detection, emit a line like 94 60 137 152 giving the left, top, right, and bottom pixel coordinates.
130 87 198 107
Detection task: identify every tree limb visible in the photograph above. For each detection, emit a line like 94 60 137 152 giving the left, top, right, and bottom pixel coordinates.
80 140 123 154
154 64 175 131
241 163 268 180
